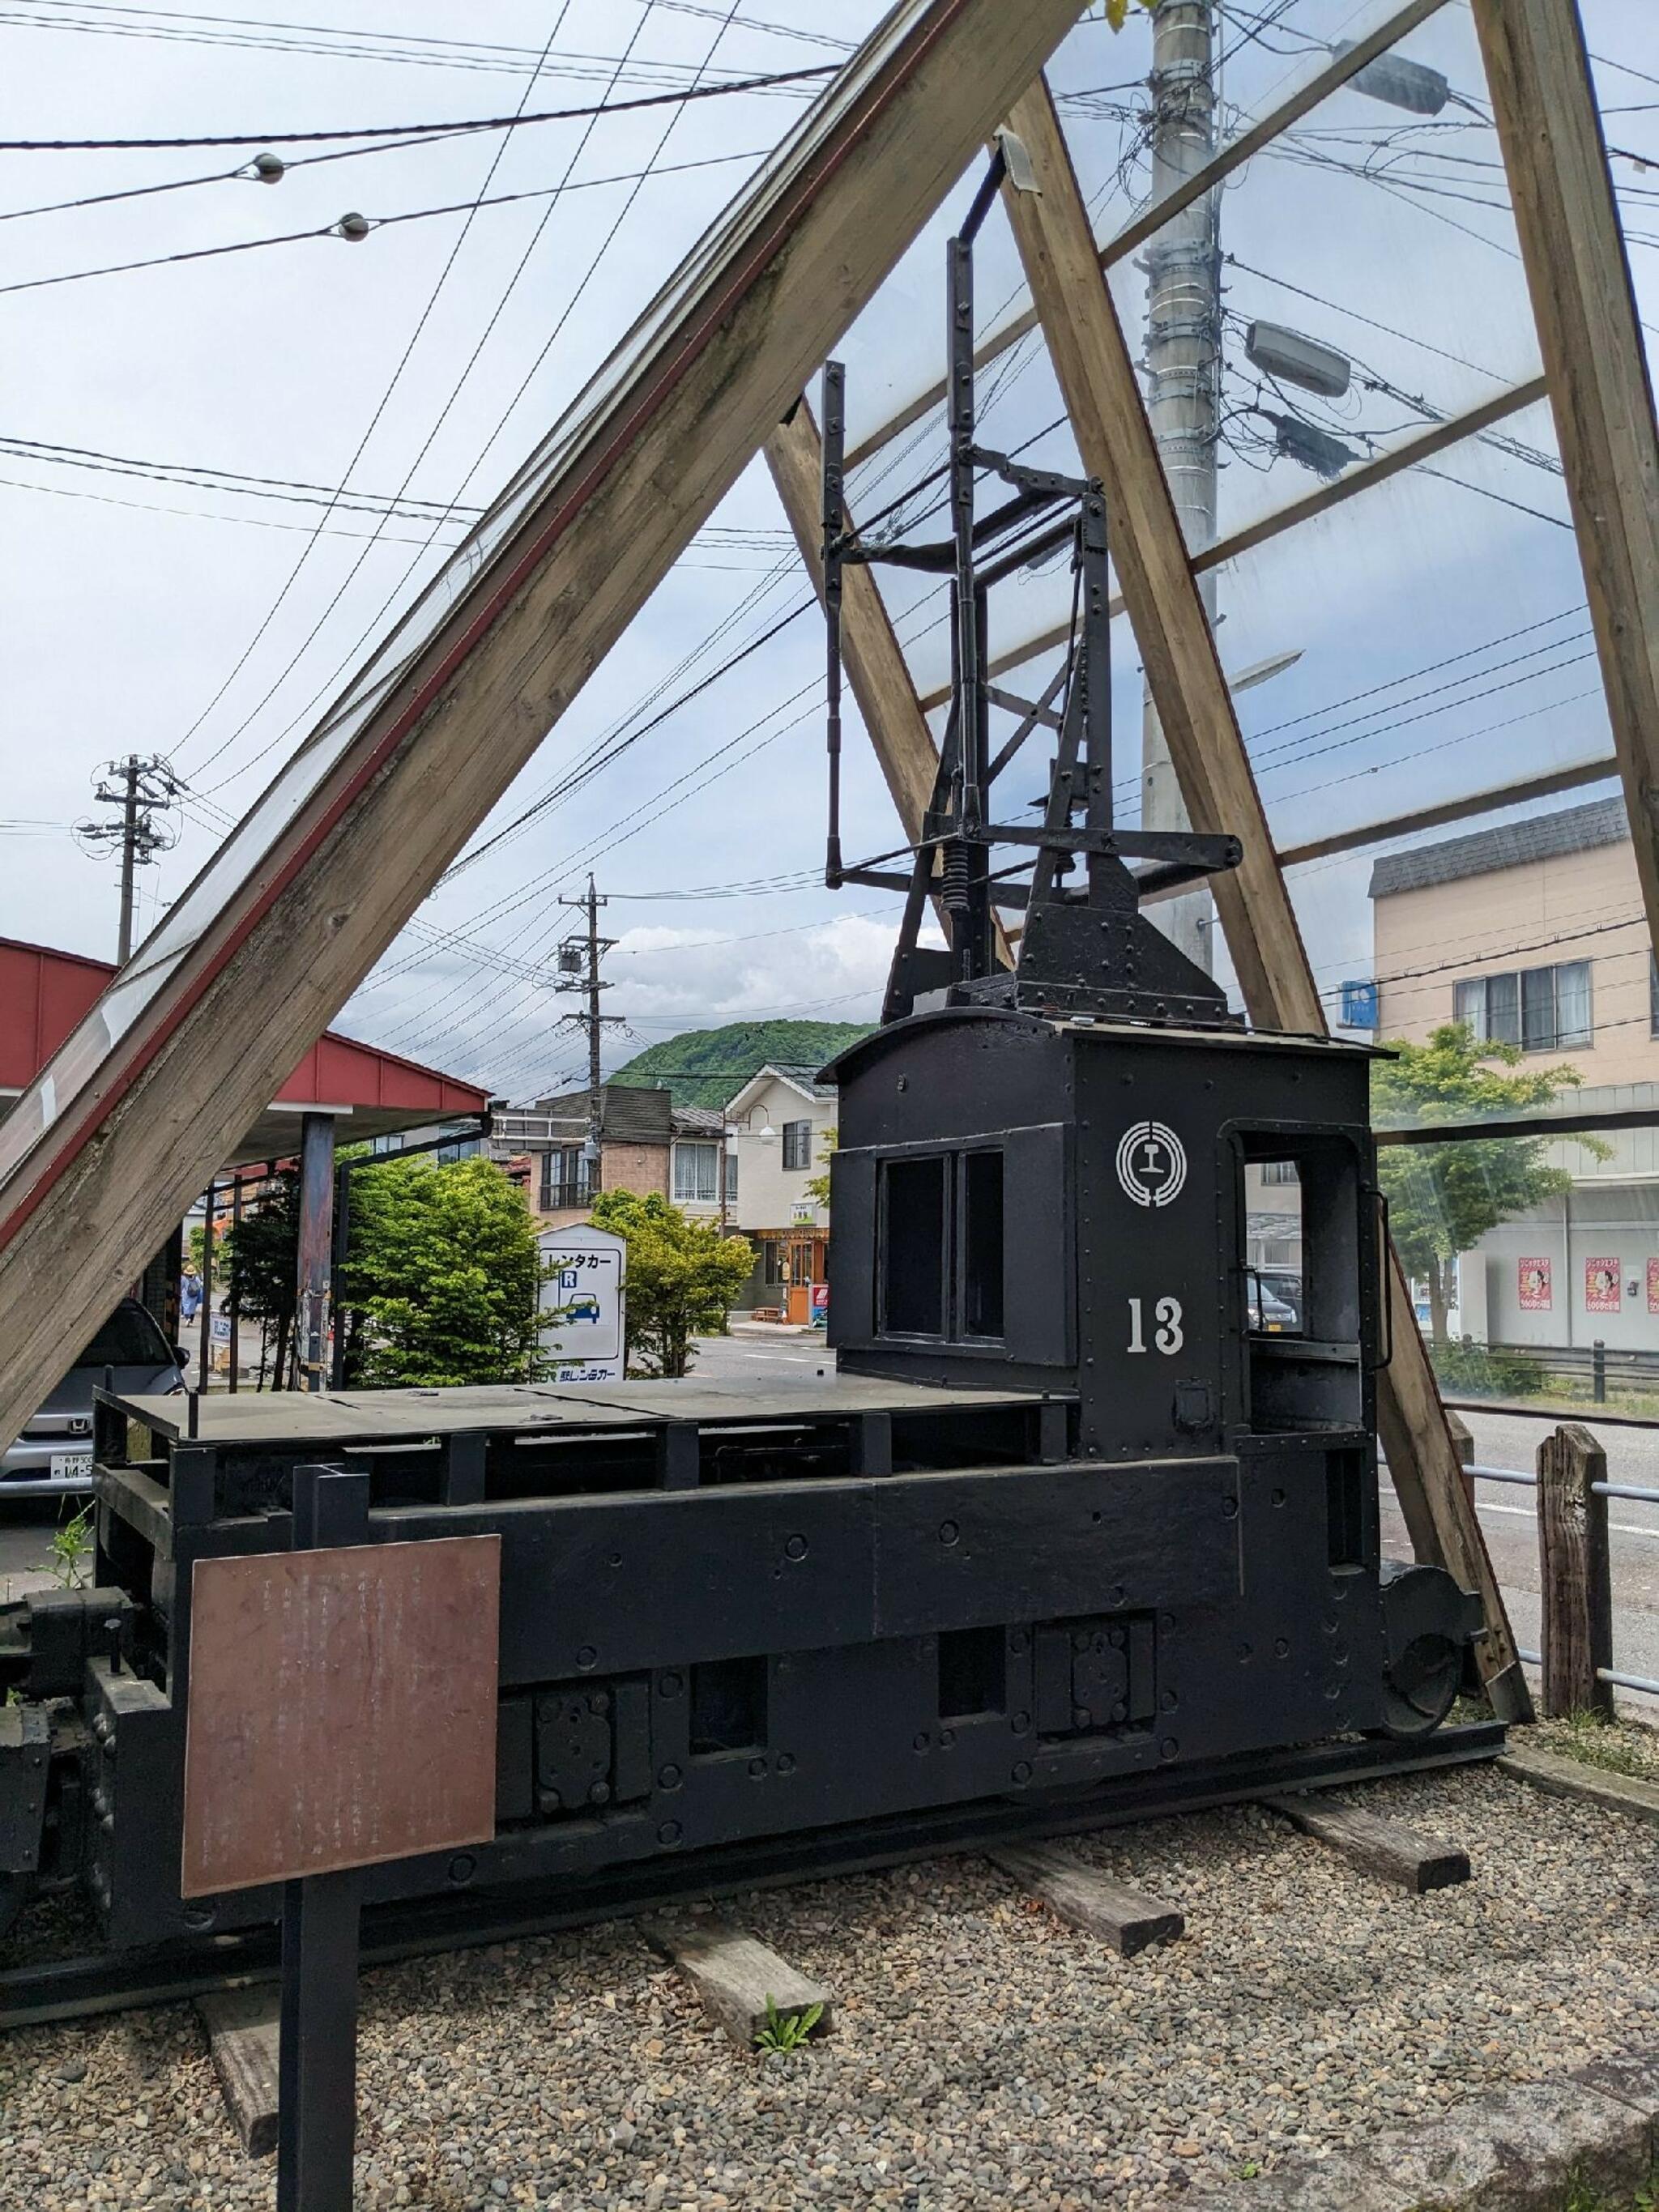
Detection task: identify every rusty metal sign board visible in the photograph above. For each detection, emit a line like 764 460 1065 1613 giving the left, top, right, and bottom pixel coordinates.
182 1536 501 1897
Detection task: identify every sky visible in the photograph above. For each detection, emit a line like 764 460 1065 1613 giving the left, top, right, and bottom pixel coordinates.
0 0 1655 1105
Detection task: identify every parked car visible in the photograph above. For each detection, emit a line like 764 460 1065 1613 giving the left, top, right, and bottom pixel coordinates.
2 1298 186 1499
1258 1268 1305 1331
1247 1276 1300 1334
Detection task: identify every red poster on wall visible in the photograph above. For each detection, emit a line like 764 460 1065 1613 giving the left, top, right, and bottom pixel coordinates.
1648 1258 1659 1316
1584 1258 1622 1315
1518 1259 1552 1311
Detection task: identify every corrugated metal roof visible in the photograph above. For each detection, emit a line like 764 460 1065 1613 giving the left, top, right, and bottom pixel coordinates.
1368 797 1630 900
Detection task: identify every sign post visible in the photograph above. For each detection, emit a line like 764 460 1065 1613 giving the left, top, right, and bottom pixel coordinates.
183 1471 500 2211
537 1223 627 1383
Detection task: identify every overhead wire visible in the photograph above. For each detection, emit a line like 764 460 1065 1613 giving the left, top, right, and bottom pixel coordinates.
190 0 759 804
171 0 611 782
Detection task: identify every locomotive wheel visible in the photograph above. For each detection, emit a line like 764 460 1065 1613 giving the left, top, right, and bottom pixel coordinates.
1380 1630 1462 1739
1377 1560 1481 1740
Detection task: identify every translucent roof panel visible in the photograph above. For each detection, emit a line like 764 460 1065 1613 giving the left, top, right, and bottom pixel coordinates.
1098 0 1544 556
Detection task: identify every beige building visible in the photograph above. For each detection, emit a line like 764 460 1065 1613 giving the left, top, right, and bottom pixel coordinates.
725 1065 837 1323
1367 798 1658 1354
489 1085 731 1230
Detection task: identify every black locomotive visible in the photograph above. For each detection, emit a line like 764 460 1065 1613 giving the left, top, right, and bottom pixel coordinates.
0 151 1485 1967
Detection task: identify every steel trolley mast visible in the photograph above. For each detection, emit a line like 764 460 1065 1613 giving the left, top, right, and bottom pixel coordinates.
819 139 1241 1033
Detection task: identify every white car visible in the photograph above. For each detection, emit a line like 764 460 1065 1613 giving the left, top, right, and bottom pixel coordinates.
2 1298 187 1498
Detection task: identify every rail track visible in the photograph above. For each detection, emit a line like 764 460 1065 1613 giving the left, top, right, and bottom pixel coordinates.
0 1721 1504 2031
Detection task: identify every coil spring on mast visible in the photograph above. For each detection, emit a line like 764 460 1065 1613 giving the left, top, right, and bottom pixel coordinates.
940 839 970 914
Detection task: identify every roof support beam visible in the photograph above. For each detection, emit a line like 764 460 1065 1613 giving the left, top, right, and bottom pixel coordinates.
919 374 1550 710
997 76 1530 1722
1471 0 1659 965
846 0 1452 474
1274 758 1616 872
0 0 1089 1458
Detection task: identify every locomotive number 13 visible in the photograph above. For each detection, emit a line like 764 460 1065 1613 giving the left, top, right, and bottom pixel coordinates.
1126 1296 1184 1355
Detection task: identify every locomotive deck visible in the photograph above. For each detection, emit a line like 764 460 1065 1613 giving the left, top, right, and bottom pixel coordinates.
103 1374 1056 1449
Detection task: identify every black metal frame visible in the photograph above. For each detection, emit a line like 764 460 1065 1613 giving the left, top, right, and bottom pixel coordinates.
820 151 1242 1025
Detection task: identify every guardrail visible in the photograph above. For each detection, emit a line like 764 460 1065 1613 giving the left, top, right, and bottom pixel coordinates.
1444 1424 1659 1707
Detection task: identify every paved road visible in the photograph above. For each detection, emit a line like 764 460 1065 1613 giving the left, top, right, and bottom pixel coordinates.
5 1338 1654 1711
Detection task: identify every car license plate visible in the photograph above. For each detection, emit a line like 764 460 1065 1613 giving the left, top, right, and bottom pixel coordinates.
49 1451 92 1481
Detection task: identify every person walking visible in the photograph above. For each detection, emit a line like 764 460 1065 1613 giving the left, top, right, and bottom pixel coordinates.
180 1259 203 1323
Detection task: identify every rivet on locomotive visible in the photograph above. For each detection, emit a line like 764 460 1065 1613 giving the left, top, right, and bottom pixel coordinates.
0 147 1484 1961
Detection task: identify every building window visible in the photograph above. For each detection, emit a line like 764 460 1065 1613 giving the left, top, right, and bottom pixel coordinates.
724 1149 738 1204
541 1146 593 1210
1260 1160 1300 1187
782 1119 812 1171
673 1141 719 1204
1455 961 1590 1051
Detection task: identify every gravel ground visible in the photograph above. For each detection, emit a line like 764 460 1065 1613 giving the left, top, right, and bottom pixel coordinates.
2 1760 1657 2212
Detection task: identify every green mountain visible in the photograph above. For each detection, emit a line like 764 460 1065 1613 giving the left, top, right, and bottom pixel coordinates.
610 1020 875 1110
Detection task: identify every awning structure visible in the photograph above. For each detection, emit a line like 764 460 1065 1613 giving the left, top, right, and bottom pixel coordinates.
0 937 488 1165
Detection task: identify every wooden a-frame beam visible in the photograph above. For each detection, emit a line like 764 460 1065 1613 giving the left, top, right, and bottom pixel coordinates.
1471 0 1659 965
998 77 1530 1722
0 0 1089 1457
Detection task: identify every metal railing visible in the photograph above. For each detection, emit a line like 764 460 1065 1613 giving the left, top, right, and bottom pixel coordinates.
1386 1427 1659 1703
1459 1453 1659 1699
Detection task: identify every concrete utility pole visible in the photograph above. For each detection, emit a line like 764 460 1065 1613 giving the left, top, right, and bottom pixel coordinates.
556 876 621 1197
1141 0 1221 971
75 753 184 963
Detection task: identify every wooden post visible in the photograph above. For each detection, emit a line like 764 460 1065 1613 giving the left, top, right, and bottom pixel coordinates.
996 78 1530 1723
1471 0 1659 964
1448 1409 1475 1517
1537 1421 1614 1720
295 1115 336 1397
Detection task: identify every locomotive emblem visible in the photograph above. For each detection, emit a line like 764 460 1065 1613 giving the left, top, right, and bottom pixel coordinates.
1115 1120 1188 1208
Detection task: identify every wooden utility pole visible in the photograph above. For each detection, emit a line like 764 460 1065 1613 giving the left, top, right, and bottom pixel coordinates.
1471 0 1659 965
556 876 618 1196
996 76 1529 1721
1537 1422 1614 1720
75 752 181 963
0 0 1090 1457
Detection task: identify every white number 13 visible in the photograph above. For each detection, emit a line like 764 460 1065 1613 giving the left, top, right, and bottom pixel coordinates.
1127 1296 1184 1355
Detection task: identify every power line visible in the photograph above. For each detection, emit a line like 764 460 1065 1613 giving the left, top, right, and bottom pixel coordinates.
171 0 595 778
190 0 755 802
0 147 766 298
0 51 834 147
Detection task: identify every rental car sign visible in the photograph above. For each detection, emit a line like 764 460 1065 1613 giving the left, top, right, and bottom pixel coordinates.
536 1224 626 1382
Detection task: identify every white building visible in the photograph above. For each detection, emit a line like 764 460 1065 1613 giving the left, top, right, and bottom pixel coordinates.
723 1065 837 1323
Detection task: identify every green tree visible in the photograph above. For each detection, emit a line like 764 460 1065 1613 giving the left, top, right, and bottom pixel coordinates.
220 1167 302 1385
1371 1023 1606 1345
220 1154 544 1387
340 1157 544 1387
804 1124 837 1212
591 1190 754 1379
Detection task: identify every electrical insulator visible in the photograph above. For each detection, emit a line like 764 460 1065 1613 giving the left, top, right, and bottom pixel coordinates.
251 152 284 184
336 212 371 242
